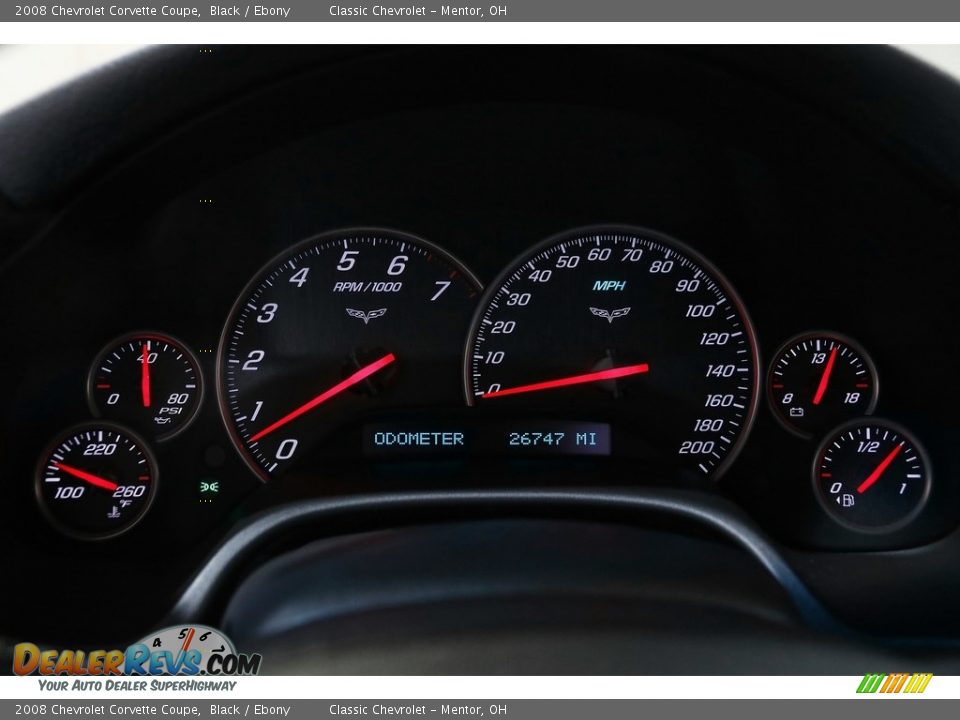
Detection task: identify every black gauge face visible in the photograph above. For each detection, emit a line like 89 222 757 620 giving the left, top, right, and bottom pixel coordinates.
88 332 203 440
219 229 481 480
35 423 158 540
814 420 930 532
464 225 759 480
768 332 877 438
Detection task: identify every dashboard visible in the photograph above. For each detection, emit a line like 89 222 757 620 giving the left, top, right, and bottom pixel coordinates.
2 45 960 662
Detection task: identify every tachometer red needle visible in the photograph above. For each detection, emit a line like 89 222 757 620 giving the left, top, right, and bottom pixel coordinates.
812 346 837 406
857 443 903 494
53 462 119 492
481 363 649 399
249 352 396 442
141 343 151 408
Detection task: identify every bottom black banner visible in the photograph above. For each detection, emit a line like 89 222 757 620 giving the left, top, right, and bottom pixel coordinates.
2 700 958 720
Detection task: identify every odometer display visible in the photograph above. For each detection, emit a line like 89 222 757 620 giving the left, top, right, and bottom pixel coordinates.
219 229 480 481
465 226 759 479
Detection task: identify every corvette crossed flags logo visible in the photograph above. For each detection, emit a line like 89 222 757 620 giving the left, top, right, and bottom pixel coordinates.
346 308 388 325
589 307 631 323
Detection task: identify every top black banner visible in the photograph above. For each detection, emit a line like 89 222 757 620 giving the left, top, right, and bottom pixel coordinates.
7 0 960 22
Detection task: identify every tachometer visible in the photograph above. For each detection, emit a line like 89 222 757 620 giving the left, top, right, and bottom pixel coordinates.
464 225 758 479
219 229 480 481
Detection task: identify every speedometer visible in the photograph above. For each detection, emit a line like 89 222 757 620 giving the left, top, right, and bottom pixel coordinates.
219 229 480 481
464 225 758 479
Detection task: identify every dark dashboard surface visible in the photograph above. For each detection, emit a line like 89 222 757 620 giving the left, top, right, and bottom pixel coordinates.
2 46 960 651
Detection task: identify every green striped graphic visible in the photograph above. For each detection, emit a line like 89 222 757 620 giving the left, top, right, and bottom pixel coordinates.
856 673 933 694
857 674 886 693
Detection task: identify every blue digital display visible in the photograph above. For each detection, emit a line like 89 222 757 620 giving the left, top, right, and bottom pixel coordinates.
369 430 466 449
363 421 611 458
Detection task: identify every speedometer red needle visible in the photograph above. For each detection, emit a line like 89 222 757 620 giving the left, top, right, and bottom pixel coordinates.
53 462 119 492
812 346 837 406
481 363 649 399
249 352 396 442
857 443 903 494
141 343 151 408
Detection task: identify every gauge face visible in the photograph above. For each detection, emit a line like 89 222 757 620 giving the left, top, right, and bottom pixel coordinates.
35 423 158 540
768 332 877 438
814 420 930 532
136 625 235 674
219 229 481 480
88 332 203 440
464 225 759 479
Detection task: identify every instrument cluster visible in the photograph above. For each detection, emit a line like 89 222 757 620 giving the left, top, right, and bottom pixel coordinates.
31 223 934 543
7 44 960 648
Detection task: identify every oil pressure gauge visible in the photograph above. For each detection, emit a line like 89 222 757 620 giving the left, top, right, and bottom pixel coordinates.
814 420 930 533
768 332 877 437
88 332 203 440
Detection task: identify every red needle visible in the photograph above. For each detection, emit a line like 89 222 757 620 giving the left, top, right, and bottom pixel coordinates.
857 443 903 494
141 343 151 408
180 627 196 653
481 363 649 399
812 346 838 406
53 462 119 492
249 352 396 442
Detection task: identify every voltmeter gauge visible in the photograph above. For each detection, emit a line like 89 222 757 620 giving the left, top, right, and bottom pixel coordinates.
88 332 203 440
35 423 158 540
768 332 877 438
813 420 930 533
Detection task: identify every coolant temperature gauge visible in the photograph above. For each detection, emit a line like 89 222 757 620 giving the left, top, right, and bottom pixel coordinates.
768 332 878 437
35 423 158 540
88 332 203 440
814 420 930 533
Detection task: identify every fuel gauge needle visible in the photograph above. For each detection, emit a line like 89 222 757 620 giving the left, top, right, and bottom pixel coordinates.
53 462 119 492
857 443 903 494
481 363 649 399
249 352 396 442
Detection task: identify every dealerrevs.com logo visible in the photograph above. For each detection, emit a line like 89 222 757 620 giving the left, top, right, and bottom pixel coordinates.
13 625 262 676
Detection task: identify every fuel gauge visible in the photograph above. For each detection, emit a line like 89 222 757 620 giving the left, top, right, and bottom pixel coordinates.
768 332 878 438
814 420 930 532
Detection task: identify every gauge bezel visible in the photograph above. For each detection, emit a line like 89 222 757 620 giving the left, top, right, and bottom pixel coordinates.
461 223 761 481
811 418 931 535
86 330 205 442
34 421 160 541
767 330 879 440
216 227 483 483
